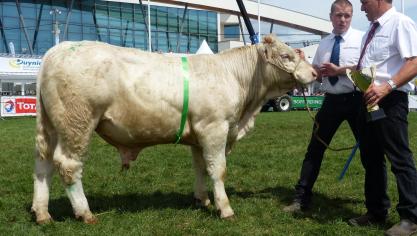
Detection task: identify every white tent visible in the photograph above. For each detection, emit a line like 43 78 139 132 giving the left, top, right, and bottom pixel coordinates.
196 40 214 55
299 44 319 95
299 43 318 64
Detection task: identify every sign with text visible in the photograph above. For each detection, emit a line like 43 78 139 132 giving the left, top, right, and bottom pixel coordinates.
0 57 42 73
291 96 324 110
1 96 36 117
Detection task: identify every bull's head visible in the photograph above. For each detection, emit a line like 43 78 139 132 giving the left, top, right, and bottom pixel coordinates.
257 35 317 85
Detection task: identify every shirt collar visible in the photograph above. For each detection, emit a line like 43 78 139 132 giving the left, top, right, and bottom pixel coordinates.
331 27 352 41
375 6 396 27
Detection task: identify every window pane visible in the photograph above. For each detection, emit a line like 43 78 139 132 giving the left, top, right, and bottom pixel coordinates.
224 24 240 39
134 30 146 50
123 29 134 47
208 36 218 53
189 35 199 53
198 11 207 34
82 33 97 41
36 31 52 54
156 7 168 31
188 10 198 34
168 8 178 32
81 2 94 25
97 28 108 42
109 7 121 29
21 6 36 18
4 4 18 17
109 28 121 45
157 31 168 52
68 33 82 41
179 33 188 53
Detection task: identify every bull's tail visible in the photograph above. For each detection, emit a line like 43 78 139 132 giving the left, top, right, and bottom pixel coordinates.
35 77 54 161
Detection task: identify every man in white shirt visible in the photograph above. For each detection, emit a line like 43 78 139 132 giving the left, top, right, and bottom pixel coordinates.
348 0 417 235
283 0 364 213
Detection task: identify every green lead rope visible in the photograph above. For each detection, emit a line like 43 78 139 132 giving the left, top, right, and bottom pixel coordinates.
175 57 190 144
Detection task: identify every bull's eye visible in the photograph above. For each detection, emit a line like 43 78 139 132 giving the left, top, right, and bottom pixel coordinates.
280 54 290 60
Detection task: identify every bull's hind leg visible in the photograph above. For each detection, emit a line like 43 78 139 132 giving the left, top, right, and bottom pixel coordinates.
32 101 56 224
32 157 54 224
49 106 99 224
191 146 211 207
53 140 97 224
200 123 234 219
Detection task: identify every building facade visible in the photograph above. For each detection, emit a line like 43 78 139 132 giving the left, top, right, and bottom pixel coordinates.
0 0 331 95
0 0 218 55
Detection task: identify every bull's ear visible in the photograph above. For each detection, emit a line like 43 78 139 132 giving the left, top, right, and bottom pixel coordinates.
257 43 272 62
262 34 278 45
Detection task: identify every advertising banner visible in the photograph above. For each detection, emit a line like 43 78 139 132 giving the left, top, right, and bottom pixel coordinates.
291 96 324 110
1 96 36 117
0 57 42 73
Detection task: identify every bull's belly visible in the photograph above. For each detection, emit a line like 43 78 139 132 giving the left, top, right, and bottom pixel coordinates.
95 117 177 148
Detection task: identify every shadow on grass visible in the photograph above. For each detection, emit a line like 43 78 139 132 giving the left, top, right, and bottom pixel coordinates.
28 186 364 224
31 191 216 222
227 185 366 224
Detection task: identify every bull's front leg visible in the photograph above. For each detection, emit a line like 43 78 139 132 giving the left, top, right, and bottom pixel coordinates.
200 123 234 219
191 146 211 207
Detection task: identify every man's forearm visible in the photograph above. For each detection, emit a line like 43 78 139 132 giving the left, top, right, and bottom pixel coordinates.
391 57 417 88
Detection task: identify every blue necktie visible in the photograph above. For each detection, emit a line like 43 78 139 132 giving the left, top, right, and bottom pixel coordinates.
329 35 342 86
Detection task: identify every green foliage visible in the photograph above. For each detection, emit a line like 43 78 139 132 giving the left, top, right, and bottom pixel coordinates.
1 112 417 235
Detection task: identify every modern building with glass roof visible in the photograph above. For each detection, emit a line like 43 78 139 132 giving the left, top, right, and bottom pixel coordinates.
0 0 331 95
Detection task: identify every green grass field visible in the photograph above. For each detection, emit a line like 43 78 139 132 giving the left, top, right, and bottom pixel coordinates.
1 111 417 235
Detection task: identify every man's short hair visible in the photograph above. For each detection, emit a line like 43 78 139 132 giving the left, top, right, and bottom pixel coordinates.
385 0 393 3
331 0 353 14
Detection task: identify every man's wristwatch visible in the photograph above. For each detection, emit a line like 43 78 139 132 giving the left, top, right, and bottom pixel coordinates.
387 79 397 90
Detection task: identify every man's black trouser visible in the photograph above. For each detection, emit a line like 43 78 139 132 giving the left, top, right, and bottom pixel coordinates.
294 91 362 206
357 91 417 222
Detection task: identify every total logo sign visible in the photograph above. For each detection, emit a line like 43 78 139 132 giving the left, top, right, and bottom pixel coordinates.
1 96 36 117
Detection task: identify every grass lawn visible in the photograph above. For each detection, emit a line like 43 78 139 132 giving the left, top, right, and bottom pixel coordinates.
1 111 417 235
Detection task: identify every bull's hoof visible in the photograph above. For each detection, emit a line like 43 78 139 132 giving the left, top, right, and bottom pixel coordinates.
221 214 235 221
76 213 98 224
121 163 130 171
36 217 53 224
32 209 53 224
84 215 98 224
194 198 211 208
219 208 235 219
35 213 53 224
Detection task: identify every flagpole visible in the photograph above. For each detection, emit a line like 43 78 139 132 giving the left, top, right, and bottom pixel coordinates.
257 0 261 38
401 0 404 13
148 0 151 52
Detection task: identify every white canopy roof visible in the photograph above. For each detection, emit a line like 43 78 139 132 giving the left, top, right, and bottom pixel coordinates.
196 40 214 54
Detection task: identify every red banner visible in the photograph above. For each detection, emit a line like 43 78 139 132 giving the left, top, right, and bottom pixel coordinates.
1 96 36 117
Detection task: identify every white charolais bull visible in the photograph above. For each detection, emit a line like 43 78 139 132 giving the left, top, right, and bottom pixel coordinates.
32 35 316 224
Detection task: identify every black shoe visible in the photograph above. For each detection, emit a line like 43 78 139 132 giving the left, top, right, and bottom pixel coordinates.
283 201 308 214
385 219 417 236
348 212 387 226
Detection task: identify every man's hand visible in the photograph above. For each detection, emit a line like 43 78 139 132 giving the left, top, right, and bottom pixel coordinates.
294 49 305 60
364 57 417 107
364 82 392 107
320 62 342 77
